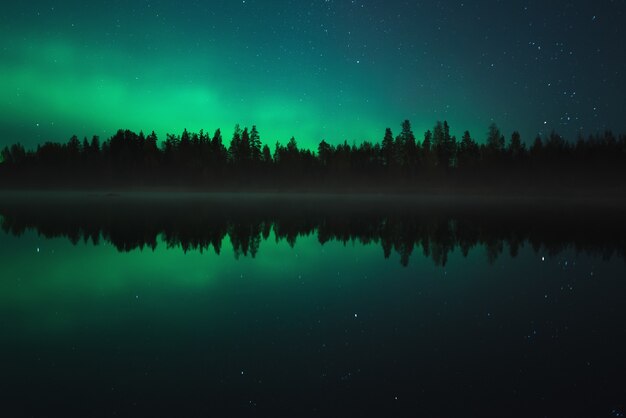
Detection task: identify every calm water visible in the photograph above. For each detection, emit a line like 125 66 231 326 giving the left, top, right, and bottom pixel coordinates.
1 193 625 417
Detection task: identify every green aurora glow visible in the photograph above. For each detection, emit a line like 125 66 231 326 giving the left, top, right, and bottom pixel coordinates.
1 1 625 150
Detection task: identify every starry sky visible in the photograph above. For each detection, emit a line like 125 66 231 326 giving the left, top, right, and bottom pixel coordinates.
1 0 625 150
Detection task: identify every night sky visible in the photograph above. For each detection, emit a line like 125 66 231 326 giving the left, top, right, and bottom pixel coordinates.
1 0 625 150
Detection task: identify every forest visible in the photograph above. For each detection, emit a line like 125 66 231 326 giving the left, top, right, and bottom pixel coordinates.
1 120 625 190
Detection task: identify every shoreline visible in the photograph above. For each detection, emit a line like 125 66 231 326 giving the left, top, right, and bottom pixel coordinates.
1 187 626 207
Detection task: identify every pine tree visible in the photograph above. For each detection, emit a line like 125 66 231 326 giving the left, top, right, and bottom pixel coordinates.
399 119 416 169
458 130 479 169
433 121 447 168
381 128 395 168
318 140 332 167
211 129 226 166
261 144 272 164
422 130 432 153
442 121 456 168
67 135 81 165
240 127 251 164
90 135 101 153
487 123 504 152
509 131 524 159
530 135 543 159
287 137 298 154
180 128 191 149
145 131 157 153
228 124 242 163
250 125 262 162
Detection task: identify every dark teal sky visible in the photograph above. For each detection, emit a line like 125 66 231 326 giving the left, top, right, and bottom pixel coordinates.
1 0 625 150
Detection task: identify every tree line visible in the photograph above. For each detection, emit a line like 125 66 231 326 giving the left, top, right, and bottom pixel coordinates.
1 120 625 189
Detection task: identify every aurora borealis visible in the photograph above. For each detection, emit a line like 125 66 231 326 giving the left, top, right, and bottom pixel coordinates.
3 2 626 412
1 0 626 150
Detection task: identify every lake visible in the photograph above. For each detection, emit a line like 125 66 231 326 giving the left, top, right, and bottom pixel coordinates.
1 193 625 416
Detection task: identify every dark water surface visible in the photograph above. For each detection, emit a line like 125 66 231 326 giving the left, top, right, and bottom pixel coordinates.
0 193 625 417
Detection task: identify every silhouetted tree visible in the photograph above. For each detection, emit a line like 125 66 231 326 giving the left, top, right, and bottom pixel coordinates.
433 121 455 169
458 130 479 169
381 128 395 168
318 140 332 167
398 119 417 172
250 125 261 163
261 144 272 165
485 123 505 163
531 135 543 159
240 127 251 165
228 124 242 164
91 135 101 154
1 119 625 190
508 131 525 160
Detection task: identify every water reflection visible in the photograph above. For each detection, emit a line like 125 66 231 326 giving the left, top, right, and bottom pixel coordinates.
1 193 625 266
